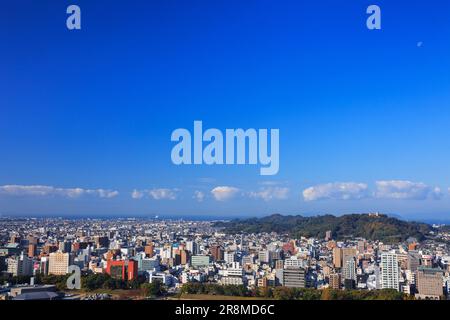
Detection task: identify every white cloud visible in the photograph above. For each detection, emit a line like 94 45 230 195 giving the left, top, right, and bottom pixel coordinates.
0 185 119 198
148 188 178 200
88 189 119 198
303 182 369 201
193 191 205 202
375 180 442 200
249 187 290 201
211 186 240 201
131 189 144 200
131 188 179 200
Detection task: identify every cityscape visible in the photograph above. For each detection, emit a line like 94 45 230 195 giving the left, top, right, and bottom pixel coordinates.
1 213 449 301
3 1 450 314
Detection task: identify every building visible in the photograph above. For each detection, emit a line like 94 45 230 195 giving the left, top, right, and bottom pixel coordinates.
7 253 33 276
220 276 244 286
180 250 190 265
357 241 366 254
282 267 306 288
28 244 37 258
148 271 175 286
219 262 245 285
10 285 56 298
407 251 421 272
140 257 160 272
381 252 399 291
342 248 357 266
210 245 224 262
48 251 70 275
144 244 154 258
284 256 304 269
186 241 197 255
258 277 268 288
94 236 109 249
258 250 270 264
39 257 49 275
415 267 443 300
333 247 342 268
343 258 357 282
58 241 72 253
329 273 341 290
127 259 138 280
191 255 211 268
106 259 138 281
274 259 284 270
224 251 236 264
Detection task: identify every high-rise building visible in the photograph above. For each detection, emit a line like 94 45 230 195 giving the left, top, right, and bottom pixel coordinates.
210 245 224 262
28 244 37 258
342 248 357 265
180 249 190 265
48 251 70 275
7 253 33 276
59 241 72 253
186 241 197 255
415 267 443 300
127 259 138 281
343 258 357 282
282 267 306 288
381 252 399 291
39 257 49 275
333 247 342 268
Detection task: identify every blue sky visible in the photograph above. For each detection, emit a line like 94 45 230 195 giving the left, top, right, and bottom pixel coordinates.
1 0 450 220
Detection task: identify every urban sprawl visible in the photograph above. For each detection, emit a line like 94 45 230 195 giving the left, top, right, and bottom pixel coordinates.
1 215 450 300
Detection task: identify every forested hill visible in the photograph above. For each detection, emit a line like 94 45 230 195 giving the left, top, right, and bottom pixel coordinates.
214 214 434 243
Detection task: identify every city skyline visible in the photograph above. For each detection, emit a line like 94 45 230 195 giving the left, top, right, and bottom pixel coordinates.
1 215 449 301
2 0 450 219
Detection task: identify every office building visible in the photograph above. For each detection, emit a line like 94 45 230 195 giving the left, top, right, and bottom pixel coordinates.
415 267 443 300
191 255 211 268
282 267 306 288
48 251 70 275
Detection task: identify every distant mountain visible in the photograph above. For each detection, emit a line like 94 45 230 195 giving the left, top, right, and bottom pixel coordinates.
214 213 434 243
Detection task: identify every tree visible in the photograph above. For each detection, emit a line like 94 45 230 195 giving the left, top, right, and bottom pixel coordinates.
141 281 165 297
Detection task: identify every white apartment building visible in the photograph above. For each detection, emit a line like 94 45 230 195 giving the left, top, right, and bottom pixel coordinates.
381 252 400 291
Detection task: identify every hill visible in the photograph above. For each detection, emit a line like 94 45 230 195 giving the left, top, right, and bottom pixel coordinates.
214 214 433 243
